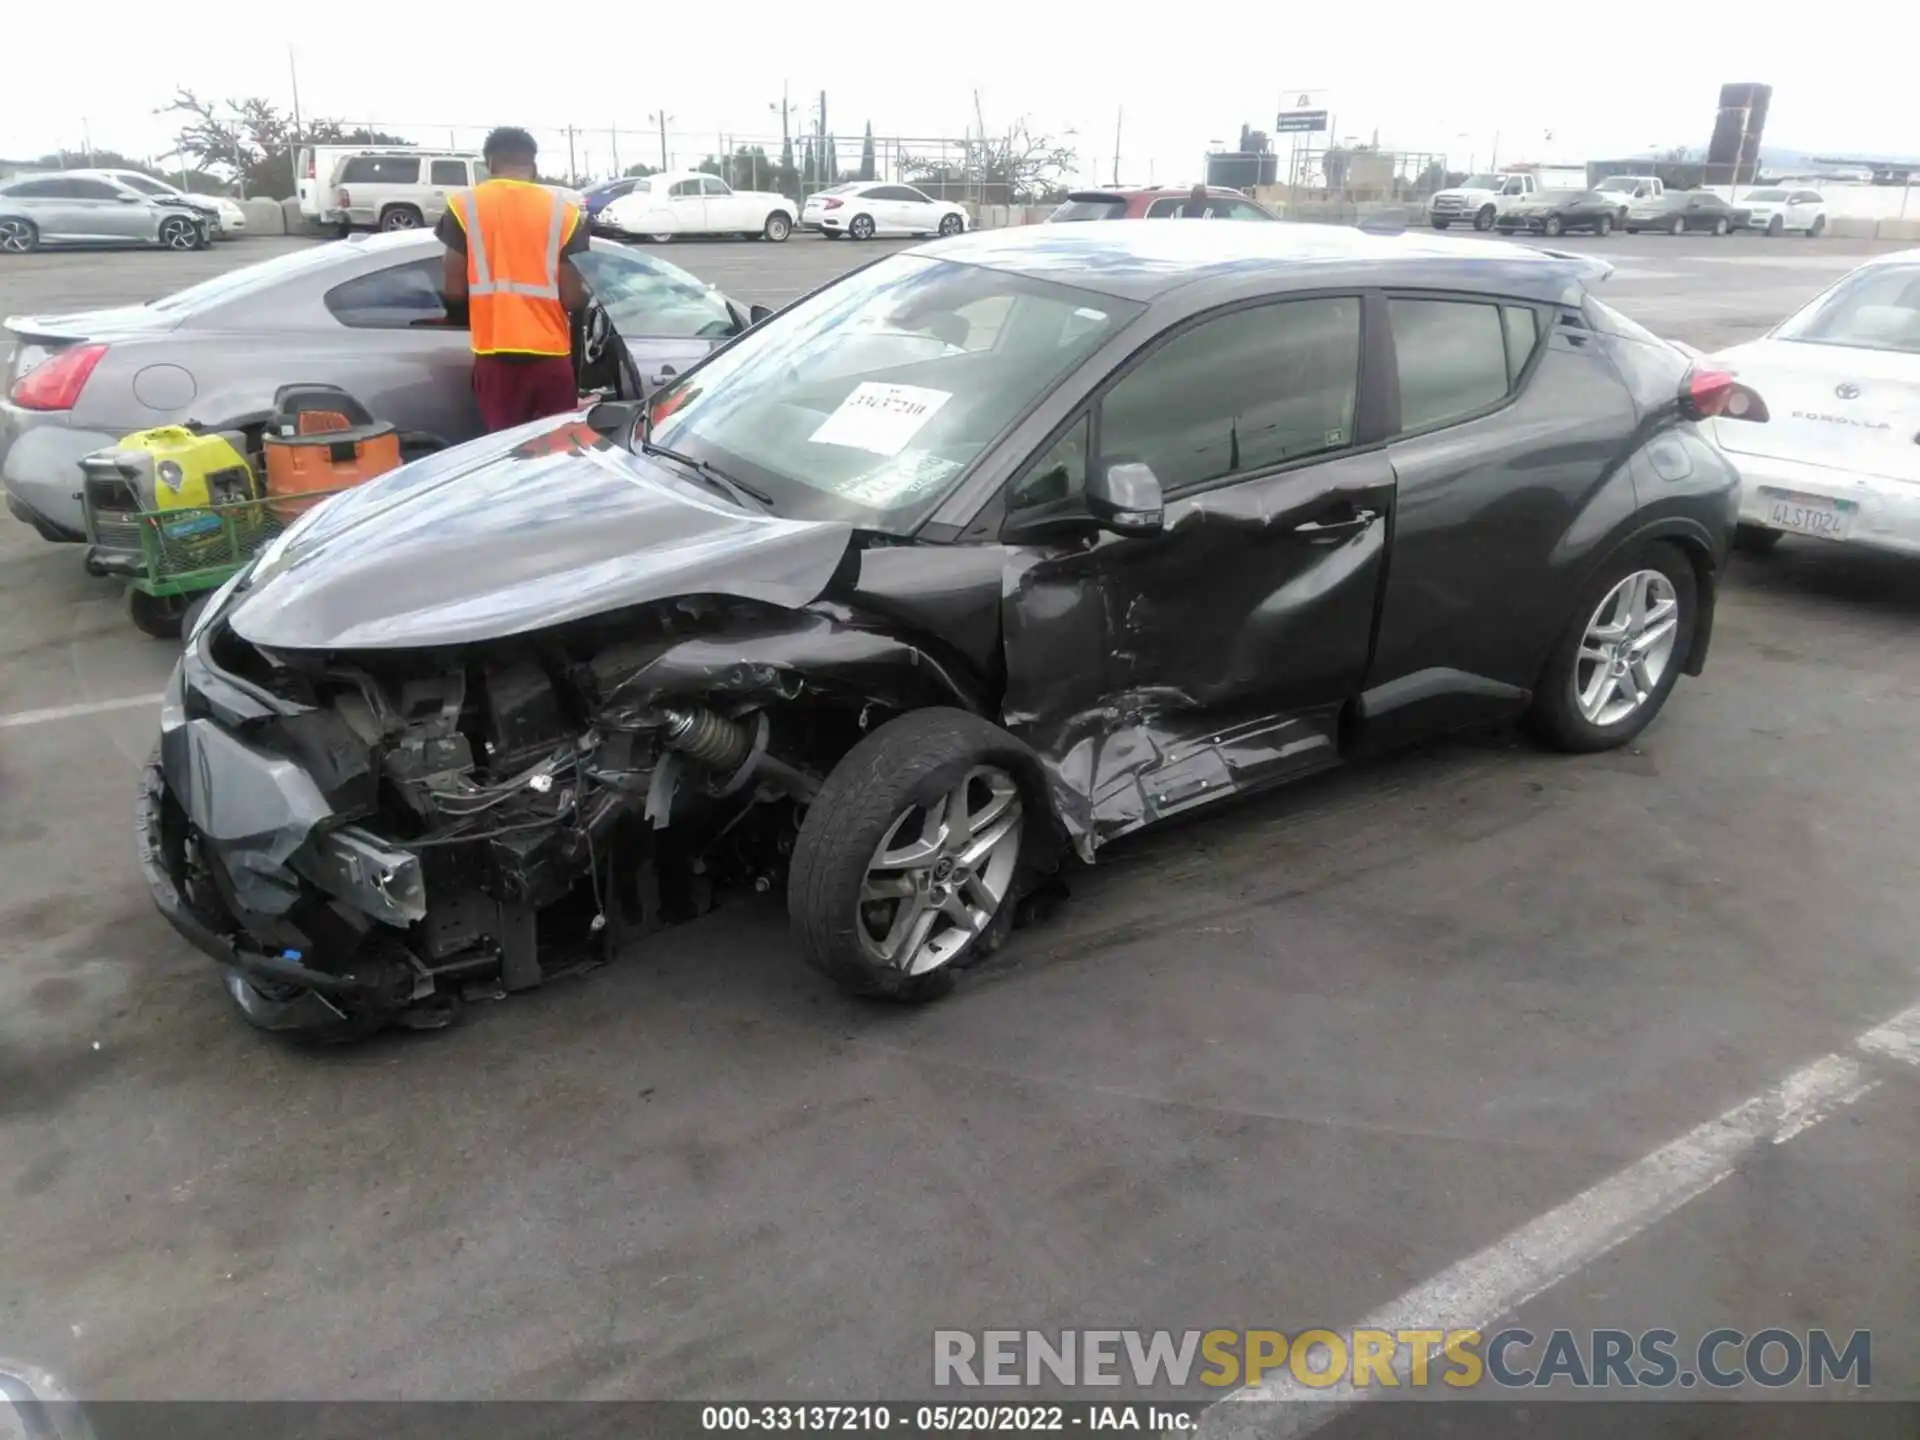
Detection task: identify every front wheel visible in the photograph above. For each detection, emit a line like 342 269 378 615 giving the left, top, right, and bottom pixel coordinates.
128 589 187 639
1597 214 1614 236
790 708 1034 1001
937 212 965 237
157 216 200 251
1473 206 1496 232
762 212 792 242
1544 215 1564 237
1713 217 1730 236
1528 542 1697 754
1670 217 1687 236
848 213 876 241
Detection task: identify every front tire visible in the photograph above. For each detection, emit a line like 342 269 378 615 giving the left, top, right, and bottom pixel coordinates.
848 213 876 241
1528 542 1697 754
763 211 792 242
790 708 1033 1001
1544 215 1565 237
1713 217 1731 236
1670 216 1687 236
158 216 200 251
1473 206 1496 232
1767 215 1784 236
128 589 187 639
1597 214 1614 236
937 212 965 237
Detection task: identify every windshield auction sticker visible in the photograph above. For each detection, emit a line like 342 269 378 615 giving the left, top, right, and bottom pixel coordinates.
809 383 952 457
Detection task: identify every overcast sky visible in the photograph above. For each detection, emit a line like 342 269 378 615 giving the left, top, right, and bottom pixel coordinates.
4 0 1911 182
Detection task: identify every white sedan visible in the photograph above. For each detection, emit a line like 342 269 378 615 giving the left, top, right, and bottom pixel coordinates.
801 182 968 240
1738 187 1829 237
597 171 796 242
1707 248 1920 554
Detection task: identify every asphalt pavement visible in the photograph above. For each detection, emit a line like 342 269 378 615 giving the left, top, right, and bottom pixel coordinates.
0 230 1913 1423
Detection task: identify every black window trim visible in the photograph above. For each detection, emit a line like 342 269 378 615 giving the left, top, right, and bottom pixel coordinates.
1379 288 1554 443
982 286 1388 536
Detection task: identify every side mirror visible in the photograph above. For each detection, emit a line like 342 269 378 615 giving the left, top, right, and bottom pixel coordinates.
748 303 773 326
1086 462 1165 537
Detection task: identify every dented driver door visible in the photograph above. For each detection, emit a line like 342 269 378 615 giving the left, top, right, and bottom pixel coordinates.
998 293 1394 850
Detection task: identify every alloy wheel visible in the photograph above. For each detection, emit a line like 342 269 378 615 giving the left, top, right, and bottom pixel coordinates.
381 208 421 231
856 766 1023 977
938 213 964 236
850 214 875 240
160 218 197 250
1572 569 1680 727
0 218 33 253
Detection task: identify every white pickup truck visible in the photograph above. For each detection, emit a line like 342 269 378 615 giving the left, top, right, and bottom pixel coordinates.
1592 175 1665 223
1428 173 1541 231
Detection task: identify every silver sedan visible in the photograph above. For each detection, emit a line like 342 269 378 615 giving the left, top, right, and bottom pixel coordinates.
3 231 760 541
0 172 213 254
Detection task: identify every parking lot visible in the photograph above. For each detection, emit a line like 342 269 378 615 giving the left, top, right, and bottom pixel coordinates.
1 230 1915 1421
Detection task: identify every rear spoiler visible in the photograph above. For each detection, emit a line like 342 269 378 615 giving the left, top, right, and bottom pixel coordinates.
1533 247 1616 284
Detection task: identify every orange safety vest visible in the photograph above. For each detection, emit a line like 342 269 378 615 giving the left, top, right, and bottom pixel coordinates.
451 180 580 358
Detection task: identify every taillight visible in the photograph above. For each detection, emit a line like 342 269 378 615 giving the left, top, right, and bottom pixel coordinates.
304 153 315 178
823 197 843 210
10 344 107 412
1680 366 1769 423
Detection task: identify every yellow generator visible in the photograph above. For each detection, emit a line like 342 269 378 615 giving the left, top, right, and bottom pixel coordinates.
81 425 261 576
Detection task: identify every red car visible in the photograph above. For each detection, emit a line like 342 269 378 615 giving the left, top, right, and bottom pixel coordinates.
1047 186 1278 222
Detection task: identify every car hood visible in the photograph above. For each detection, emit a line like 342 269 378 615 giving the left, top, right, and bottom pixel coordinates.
225 417 855 652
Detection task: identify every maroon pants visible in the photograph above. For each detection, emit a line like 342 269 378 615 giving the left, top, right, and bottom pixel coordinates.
472 354 579 433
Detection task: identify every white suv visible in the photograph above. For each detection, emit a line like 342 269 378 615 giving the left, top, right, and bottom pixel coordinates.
1739 188 1828 237
328 151 487 234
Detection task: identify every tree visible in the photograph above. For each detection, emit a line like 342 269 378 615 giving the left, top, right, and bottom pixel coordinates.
162 90 410 198
859 123 876 182
623 162 659 179
824 136 840 183
36 147 226 193
802 135 818 188
900 98 1076 204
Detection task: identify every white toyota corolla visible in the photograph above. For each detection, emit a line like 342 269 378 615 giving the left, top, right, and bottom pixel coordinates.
1709 248 1920 554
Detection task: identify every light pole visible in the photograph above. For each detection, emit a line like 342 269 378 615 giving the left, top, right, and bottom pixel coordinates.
649 111 673 173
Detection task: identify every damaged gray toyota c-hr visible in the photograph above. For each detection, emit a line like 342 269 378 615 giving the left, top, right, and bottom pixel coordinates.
139 222 1742 1041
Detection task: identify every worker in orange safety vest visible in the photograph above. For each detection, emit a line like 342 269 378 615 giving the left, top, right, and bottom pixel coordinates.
438 127 590 432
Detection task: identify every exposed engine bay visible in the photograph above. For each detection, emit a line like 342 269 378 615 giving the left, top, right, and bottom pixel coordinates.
146 595 929 1035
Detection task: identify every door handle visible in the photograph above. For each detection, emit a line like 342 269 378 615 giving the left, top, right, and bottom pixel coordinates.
1292 505 1378 535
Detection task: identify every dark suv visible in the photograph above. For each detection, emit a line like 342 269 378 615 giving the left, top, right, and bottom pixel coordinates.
142 223 1741 1042
1048 186 1278 222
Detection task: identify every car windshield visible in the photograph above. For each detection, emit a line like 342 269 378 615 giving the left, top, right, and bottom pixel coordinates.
1596 178 1638 192
1051 196 1129 221
1744 189 1788 202
1773 263 1920 354
1461 174 1503 190
146 242 362 313
644 253 1144 532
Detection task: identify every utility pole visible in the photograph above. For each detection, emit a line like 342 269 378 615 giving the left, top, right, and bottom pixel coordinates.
650 111 672 172
566 126 577 184
1111 106 1123 185
288 46 303 141
610 124 620 176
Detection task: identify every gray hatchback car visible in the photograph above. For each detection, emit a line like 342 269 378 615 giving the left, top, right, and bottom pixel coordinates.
0 172 213 254
3 230 760 541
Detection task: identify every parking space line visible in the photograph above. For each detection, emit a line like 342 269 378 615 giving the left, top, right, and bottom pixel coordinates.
0 693 164 730
1199 997 1920 1439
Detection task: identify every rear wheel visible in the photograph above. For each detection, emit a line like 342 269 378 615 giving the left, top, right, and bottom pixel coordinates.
0 217 37 254
379 205 423 232
848 213 876 240
1528 542 1697 754
128 589 187 639
1733 523 1785 555
790 709 1033 1001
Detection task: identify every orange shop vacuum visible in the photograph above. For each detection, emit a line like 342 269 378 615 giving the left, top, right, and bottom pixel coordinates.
262 383 404 520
